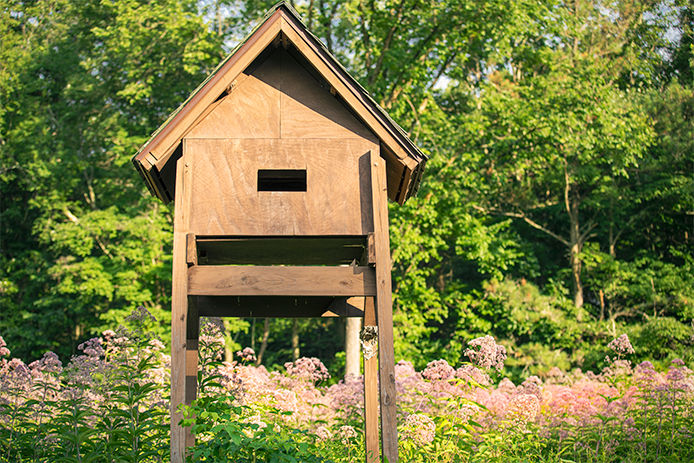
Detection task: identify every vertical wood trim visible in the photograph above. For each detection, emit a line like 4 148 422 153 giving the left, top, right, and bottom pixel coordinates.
171 151 194 463
186 233 197 266
367 232 376 265
170 156 189 463
369 151 398 462
363 296 380 463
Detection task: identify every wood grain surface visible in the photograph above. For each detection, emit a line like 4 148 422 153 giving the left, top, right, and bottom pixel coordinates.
184 138 376 236
188 265 376 296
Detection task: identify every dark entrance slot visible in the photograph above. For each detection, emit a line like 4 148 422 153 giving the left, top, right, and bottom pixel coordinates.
257 169 307 191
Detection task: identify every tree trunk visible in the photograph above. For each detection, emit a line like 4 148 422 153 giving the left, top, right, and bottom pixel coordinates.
344 317 361 378
291 319 300 361
569 208 584 308
256 318 270 366
564 159 584 309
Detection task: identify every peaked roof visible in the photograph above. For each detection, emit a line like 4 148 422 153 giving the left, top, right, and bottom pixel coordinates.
132 1 427 205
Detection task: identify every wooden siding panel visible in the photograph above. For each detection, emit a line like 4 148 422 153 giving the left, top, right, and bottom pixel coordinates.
186 57 281 139
184 138 376 236
279 49 376 141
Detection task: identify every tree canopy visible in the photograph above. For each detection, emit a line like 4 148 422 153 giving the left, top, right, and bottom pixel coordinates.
1 0 692 377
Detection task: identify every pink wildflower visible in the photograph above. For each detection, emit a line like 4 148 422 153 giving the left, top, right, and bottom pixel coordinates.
235 347 257 363
402 413 435 445
148 339 165 351
465 335 507 371
607 334 635 356
78 338 104 357
29 351 62 374
284 357 330 383
455 365 491 386
545 367 567 384
7 358 30 379
395 360 417 380
125 305 156 324
338 425 357 442
0 336 9 357
506 393 540 423
497 377 517 394
422 359 454 381
666 362 693 391
520 376 543 400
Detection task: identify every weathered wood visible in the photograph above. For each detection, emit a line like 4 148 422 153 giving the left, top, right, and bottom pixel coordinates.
171 157 192 463
381 144 413 205
185 54 281 139
146 11 282 165
188 265 376 297
127 6 436 463
132 3 428 206
323 297 366 317
196 295 336 318
195 236 366 266
279 49 376 141
184 298 199 449
363 296 380 463
186 233 197 266
278 13 418 169
370 151 398 462
366 233 376 265
184 138 376 236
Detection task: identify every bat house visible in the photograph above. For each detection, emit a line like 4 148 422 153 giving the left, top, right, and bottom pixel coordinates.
131 2 427 462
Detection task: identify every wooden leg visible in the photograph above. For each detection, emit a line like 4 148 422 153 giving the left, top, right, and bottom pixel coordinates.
171 156 192 463
370 152 398 462
171 241 188 463
184 298 199 449
363 297 380 463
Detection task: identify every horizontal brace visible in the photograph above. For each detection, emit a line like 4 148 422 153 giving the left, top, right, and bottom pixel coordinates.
188 266 376 296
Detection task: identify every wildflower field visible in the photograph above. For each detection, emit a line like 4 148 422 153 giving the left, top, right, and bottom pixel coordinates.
1 309 692 462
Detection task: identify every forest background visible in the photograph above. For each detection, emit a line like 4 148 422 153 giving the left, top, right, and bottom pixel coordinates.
1 0 692 382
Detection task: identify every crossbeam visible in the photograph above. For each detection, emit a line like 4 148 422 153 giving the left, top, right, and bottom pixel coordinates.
188 265 376 296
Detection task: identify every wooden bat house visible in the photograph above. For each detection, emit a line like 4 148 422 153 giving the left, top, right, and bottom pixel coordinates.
131 2 427 462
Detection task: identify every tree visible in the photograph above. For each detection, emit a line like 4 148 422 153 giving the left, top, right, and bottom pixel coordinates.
0 0 222 359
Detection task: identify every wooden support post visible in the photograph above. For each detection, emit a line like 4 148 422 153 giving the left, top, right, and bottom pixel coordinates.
171 156 193 463
184 297 199 448
369 151 398 462
363 296 380 463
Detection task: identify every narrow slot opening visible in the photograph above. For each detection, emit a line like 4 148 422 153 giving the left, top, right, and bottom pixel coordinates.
257 169 307 192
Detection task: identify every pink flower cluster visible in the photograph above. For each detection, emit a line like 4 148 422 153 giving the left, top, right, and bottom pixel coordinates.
608 333 635 356
284 357 330 383
235 347 257 363
464 335 507 371
0 336 10 357
422 359 455 381
401 413 436 445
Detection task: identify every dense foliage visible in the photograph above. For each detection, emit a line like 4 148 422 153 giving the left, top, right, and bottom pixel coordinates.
1 0 692 378
1 314 693 462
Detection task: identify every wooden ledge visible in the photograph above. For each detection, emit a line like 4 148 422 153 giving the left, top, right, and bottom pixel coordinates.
188 265 376 296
